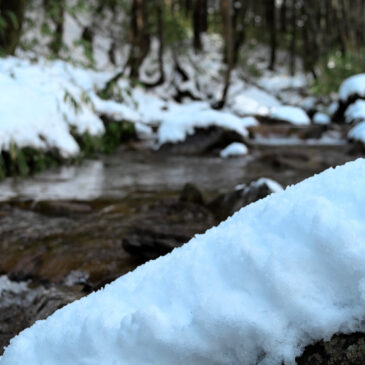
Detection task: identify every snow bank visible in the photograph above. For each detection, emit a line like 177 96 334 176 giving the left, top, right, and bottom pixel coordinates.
269 105 311 125
220 142 248 158
0 57 113 157
345 99 365 124
3 160 365 364
339 74 365 101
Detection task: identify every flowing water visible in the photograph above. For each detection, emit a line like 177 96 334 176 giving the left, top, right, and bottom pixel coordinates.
0 139 361 353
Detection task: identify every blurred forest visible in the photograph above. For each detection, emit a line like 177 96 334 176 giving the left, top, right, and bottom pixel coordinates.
1 0 364 98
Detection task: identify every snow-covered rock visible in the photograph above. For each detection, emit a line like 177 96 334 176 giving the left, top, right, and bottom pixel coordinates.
339 74 365 102
345 99 365 124
313 112 331 125
157 102 253 145
230 87 281 117
220 142 248 158
2 160 365 364
348 121 365 144
269 105 311 125
250 177 283 193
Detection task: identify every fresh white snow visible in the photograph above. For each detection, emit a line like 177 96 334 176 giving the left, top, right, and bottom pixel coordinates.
2 160 365 364
220 142 248 158
269 106 311 125
339 74 365 101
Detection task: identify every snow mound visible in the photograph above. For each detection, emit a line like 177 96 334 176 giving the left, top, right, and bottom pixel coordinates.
220 142 248 158
3 160 365 364
269 105 311 125
313 112 331 125
339 74 365 101
345 100 365 124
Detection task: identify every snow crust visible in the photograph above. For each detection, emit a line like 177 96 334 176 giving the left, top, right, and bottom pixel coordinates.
2 160 365 364
339 74 365 101
269 106 311 125
220 142 248 158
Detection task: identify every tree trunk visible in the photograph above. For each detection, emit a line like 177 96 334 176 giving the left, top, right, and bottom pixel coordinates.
193 0 203 51
0 0 25 55
216 0 233 109
266 0 277 71
232 0 247 65
128 0 150 79
289 0 297 76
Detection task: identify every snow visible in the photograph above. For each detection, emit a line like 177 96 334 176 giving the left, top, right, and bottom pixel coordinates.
220 142 248 158
269 106 311 125
339 74 365 101
313 112 331 125
348 121 365 143
0 57 111 157
345 99 365 124
2 160 365 364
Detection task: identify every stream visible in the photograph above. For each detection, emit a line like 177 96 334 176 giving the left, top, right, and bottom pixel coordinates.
0 135 362 354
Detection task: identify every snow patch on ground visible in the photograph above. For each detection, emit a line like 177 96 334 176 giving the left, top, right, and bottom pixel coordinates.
2 160 365 364
220 142 248 158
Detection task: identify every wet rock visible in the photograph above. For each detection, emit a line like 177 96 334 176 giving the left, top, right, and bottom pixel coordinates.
296 332 365 365
208 178 282 221
158 127 245 155
33 201 92 218
297 125 326 140
0 276 82 355
123 201 215 260
179 183 204 205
